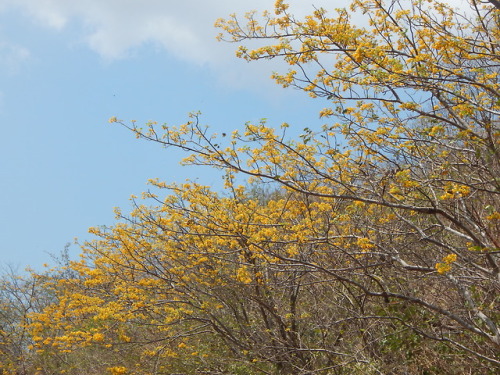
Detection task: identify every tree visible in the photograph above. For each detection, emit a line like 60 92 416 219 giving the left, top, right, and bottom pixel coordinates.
0 266 56 375
0 247 86 375
31 1 499 374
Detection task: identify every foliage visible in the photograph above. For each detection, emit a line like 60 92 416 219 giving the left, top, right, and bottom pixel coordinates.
0 265 58 375
6 0 500 374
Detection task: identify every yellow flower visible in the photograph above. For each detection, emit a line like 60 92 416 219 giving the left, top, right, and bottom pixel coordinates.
107 367 128 375
92 332 105 342
436 253 457 274
443 253 457 264
236 266 252 284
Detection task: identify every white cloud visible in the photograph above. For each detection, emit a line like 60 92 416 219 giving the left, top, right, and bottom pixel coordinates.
0 41 30 73
0 0 339 62
0 0 476 60
0 0 337 92
0 0 475 89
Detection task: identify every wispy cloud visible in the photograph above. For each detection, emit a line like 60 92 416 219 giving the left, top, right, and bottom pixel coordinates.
0 0 340 62
0 41 30 73
0 0 332 92
0 0 470 89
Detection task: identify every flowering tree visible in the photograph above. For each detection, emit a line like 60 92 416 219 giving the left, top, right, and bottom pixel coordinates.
28 1 499 374
0 267 56 375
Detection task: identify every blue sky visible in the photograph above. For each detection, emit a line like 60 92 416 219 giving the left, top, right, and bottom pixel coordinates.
0 0 333 270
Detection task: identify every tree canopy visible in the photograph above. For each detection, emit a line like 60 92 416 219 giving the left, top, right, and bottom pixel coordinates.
2 1 499 374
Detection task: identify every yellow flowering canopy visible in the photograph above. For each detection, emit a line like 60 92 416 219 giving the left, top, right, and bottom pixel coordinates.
27 1 500 374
